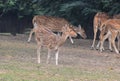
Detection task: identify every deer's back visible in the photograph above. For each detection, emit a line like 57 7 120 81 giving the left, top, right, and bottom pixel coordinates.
33 15 70 32
104 19 120 30
35 27 60 49
94 12 110 28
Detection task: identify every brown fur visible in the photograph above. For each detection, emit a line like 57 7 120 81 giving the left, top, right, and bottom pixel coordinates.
99 19 120 53
91 12 111 49
33 24 77 65
113 14 120 19
28 15 87 43
33 15 71 32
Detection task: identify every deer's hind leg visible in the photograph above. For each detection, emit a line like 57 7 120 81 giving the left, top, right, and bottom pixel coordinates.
46 48 52 64
99 31 111 52
111 31 119 54
28 29 35 43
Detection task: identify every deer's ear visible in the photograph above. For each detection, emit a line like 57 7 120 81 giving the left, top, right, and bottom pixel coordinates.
78 25 81 29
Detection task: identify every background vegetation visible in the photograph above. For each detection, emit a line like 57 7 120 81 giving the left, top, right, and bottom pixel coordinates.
0 0 120 38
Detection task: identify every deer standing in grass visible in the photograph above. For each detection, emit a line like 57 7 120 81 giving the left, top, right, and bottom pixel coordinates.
27 15 87 43
99 19 120 54
91 12 111 49
33 24 77 65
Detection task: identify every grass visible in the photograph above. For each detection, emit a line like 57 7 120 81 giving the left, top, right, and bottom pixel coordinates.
0 63 120 81
0 34 120 81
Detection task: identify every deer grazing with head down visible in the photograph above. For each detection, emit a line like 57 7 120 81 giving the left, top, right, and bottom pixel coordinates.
91 12 111 49
27 15 87 43
33 23 77 65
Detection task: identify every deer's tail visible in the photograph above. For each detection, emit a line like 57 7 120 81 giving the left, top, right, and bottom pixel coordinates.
32 16 38 28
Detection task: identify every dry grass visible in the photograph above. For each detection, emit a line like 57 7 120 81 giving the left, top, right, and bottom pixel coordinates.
0 34 120 81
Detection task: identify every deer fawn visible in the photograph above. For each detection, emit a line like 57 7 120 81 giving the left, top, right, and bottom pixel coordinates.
91 12 111 49
99 19 120 54
32 23 77 65
96 14 120 52
27 15 87 43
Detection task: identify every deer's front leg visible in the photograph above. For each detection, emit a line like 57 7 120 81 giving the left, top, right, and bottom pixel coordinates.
91 27 98 49
37 45 41 64
69 36 74 44
55 49 59 65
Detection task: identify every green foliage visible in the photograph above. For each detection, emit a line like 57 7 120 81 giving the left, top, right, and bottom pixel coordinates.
109 3 120 15
0 0 45 18
0 0 120 31
0 0 120 19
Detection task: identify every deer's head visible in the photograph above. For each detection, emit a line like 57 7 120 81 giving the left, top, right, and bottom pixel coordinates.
62 24 77 37
76 25 87 39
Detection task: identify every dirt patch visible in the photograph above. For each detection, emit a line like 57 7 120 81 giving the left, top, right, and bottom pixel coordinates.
0 34 120 71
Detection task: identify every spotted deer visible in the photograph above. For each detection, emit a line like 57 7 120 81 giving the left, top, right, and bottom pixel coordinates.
33 24 77 65
99 19 120 54
94 14 120 51
91 12 111 49
27 15 87 43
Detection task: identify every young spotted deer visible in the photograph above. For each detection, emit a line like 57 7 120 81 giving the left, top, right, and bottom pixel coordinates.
95 14 120 51
99 19 120 54
91 12 111 49
33 24 77 65
27 15 87 43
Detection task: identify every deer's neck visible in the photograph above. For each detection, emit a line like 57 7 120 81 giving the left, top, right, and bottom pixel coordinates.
58 33 69 46
73 27 78 32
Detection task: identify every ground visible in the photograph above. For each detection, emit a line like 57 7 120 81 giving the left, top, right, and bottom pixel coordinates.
0 34 120 81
